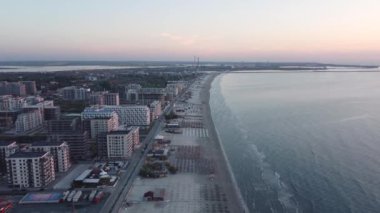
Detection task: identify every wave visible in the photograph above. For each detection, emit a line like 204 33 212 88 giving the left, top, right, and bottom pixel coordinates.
210 75 302 213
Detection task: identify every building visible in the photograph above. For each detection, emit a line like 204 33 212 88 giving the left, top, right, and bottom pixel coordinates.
0 95 25 111
24 96 44 105
139 88 166 105
89 91 120 106
104 93 119 105
31 141 71 172
61 86 90 101
0 141 18 174
0 81 26 96
6 152 55 188
149 100 162 121
82 107 119 139
119 84 165 105
123 84 142 103
0 111 19 129
49 132 90 161
89 91 106 106
123 105 150 126
102 105 151 126
47 115 90 160
90 117 119 139
22 100 55 120
105 127 140 160
43 106 61 121
20 81 37 95
15 109 43 133
96 133 108 159
82 107 117 120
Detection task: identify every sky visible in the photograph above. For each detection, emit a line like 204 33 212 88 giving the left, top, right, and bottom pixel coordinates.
0 0 380 64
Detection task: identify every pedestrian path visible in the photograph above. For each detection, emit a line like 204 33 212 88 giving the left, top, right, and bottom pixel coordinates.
182 128 209 137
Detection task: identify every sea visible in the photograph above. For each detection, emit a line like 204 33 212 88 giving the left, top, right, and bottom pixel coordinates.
210 70 380 213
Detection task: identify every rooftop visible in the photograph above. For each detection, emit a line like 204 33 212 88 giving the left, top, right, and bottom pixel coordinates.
8 151 48 158
31 141 65 147
0 141 17 146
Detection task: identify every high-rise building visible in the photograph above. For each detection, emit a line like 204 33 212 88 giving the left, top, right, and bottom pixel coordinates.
0 111 19 129
104 93 119 105
0 95 25 111
90 117 118 139
6 152 55 188
119 84 166 105
97 126 139 160
22 100 55 121
61 86 90 101
47 116 91 161
89 91 106 105
102 105 151 126
139 88 166 105
49 132 90 161
31 141 71 172
123 84 142 103
89 91 120 106
20 81 37 95
149 100 162 121
0 81 26 96
43 106 61 121
15 109 43 134
82 107 119 138
0 141 18 174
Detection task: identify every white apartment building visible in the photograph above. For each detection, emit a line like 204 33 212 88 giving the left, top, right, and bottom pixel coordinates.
82 107 119 138
15 110 43 133
0 95 25 111
31 141 71 172
103 105 150 126
90 117 119 139
106 127 139 159
6 152 55 188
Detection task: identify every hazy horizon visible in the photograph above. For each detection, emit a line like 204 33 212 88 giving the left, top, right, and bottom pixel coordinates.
1 0 380 64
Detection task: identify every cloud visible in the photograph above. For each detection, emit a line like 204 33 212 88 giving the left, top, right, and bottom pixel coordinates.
160 32 200 46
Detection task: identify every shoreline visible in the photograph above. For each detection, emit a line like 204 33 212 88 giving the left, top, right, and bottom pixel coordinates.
201 72 250 212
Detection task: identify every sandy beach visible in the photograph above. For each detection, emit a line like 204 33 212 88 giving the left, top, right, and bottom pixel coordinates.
201 73 249 213
123 73 248 213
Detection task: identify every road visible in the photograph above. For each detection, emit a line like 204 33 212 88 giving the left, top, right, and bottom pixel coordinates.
99 78 197 213
99 113 166 213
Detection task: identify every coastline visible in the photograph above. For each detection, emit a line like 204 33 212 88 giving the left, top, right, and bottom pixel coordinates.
201 72 250 212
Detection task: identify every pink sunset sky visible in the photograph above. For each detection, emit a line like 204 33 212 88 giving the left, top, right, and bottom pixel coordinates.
1 0 379 64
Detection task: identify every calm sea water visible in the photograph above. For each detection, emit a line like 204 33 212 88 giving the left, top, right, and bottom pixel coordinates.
210 71 380 213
